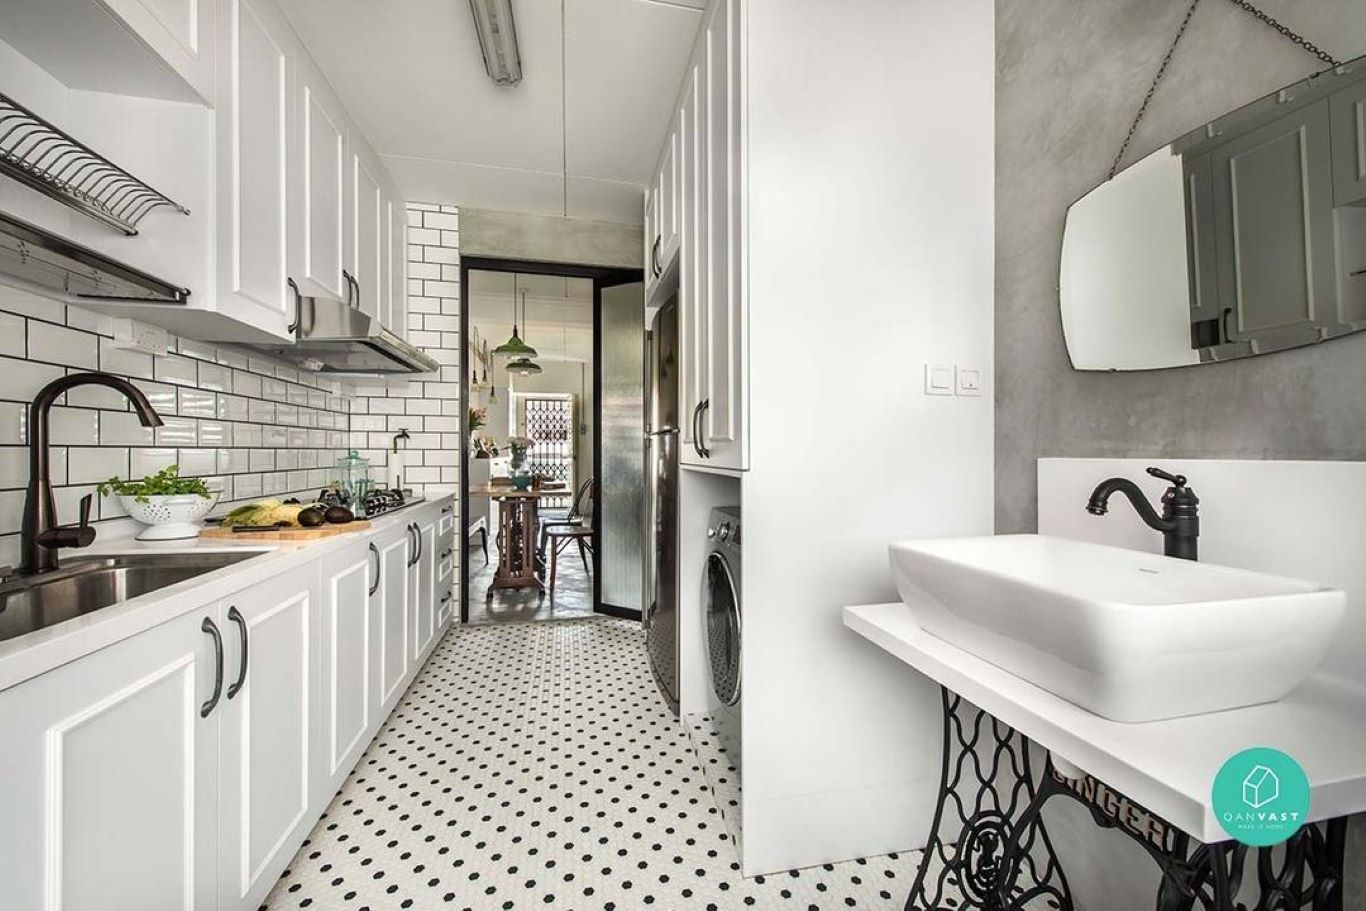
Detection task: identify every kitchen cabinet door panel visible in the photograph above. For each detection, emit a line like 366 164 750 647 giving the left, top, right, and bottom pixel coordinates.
318 541 373 796
295 69 347 303
412 518 438 660
218 565 317 911
378 524 411 714
105 0 215 102
678 66 705 463
1332 75 1366 207
0 609 219 911
1211 100 1339 349
217 0 293 339
351 151 384 321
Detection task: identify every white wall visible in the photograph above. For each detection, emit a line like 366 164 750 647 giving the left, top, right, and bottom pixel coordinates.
1037 457 1366 911
739 0 996 876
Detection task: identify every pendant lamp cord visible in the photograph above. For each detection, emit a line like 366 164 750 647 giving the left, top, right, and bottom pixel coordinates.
1108 0 1342 179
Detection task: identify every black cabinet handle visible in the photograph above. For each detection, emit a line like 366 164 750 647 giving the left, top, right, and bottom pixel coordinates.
201 616 224 718
440 592 452 604
690 401 706 458
226 606 248 700
698 400 711 458
286 278 303 335
407 524 419 567
440 504 452 514
440 548 452 560
342 269 358 308
369 542 381 595
651 237 662 277
414 524 423 563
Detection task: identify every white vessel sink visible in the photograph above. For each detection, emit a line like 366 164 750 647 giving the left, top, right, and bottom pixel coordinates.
889 534 1346 722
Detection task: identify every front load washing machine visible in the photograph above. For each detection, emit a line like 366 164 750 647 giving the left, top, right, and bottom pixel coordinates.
704 506 742 769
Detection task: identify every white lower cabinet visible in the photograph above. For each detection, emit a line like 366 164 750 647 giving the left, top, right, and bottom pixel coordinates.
316 540 376 798
0 608 220 911
376 520 412 716
0 497 456 911
411 517 438 661
217 564 318 911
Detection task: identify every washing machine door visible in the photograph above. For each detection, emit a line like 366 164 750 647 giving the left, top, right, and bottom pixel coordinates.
704 551 741 706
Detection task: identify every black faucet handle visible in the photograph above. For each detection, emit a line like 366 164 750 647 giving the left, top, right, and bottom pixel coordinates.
1146 466 1187 487
79 493 93 528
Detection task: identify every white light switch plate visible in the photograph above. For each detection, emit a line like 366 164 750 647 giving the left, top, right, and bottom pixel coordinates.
925 364 955 396
956 365 983 396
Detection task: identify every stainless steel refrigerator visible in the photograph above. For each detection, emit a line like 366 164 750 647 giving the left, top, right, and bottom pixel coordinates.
644 297 680 715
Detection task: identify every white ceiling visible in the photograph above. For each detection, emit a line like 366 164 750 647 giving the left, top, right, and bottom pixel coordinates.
278 0 703 225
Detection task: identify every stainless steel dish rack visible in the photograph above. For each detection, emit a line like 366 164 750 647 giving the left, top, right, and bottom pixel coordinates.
0 92 190 236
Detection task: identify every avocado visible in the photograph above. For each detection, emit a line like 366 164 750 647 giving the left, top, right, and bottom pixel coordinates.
297 507 326 527
323 505 354 525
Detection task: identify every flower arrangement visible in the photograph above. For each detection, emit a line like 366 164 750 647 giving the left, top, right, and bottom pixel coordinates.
472 435 498 459
469 406 487 434
507 436 534 468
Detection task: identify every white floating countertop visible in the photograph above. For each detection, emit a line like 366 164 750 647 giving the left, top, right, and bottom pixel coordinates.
844 601 1366 843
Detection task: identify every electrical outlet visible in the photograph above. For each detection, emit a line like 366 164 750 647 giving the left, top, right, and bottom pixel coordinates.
925 364 955 396
112 318 170 355
956 365 984 396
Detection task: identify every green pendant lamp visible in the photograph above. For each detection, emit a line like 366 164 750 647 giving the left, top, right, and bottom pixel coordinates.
506 356 542 375
492 280 538 360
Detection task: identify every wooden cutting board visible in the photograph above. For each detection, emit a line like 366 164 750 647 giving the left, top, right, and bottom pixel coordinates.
199 520 372 541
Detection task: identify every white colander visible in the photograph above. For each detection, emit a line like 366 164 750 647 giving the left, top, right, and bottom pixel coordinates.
121 493 218 541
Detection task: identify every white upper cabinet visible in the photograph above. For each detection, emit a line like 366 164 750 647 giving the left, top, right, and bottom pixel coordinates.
105 0 217 102
676 0 747 471
349 145 384 322
387 191 409 340
215 0 296 341
290 56 349 304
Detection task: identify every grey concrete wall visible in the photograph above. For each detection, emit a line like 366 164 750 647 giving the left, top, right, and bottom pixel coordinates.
996 0 1366 534
997 3 1366 908
458 208 643 269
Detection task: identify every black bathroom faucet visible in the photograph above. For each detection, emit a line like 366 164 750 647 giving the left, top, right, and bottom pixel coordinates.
21 372 163 574
1085 466 1200 561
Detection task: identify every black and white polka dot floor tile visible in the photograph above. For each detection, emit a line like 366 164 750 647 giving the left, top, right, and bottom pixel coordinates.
263 617 932 910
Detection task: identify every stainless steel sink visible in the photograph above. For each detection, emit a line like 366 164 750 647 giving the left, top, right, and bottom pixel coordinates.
0 552 261 644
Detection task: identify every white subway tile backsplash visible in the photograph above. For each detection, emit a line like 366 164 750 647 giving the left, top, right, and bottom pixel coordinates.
29 321 97 368
249 399 276 423
130 447 176 478
0 312 23 357
98 337 154 379
155 417 198 447
0 402 24 445
2 356 65 401
0 202 457 539
101 410 156 446
217 394 250 421
197 363 231 392
176 448 216 477
178 387 217 418
69 447 127 484
154 354 198 386
49 407 99 445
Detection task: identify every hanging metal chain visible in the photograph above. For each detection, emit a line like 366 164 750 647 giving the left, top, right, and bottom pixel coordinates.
1108 0 1342 180
1109 0 1203 179
1223 0 1341 70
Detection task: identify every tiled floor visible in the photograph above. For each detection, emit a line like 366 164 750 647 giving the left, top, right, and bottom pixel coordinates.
263 617 925 910
466 532 595 625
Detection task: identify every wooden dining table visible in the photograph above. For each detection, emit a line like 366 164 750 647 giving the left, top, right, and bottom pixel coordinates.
469 484 566 601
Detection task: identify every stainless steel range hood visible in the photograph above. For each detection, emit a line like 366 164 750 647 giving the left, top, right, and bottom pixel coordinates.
240 295 439 375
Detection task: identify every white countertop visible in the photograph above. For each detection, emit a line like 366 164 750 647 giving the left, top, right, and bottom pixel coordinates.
844 601 1366 843
0 494 453 692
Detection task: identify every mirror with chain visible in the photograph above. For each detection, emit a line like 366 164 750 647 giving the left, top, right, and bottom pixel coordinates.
1060 0 1365 371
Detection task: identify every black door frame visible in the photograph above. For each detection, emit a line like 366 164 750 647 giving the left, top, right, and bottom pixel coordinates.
459 255 643 623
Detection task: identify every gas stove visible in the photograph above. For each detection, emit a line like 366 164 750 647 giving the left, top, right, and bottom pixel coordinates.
360 488 424 518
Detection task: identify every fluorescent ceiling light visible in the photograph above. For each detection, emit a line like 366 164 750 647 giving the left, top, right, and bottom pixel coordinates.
468 0 523 86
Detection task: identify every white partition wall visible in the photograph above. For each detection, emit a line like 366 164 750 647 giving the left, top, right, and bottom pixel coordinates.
737 0 996 875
